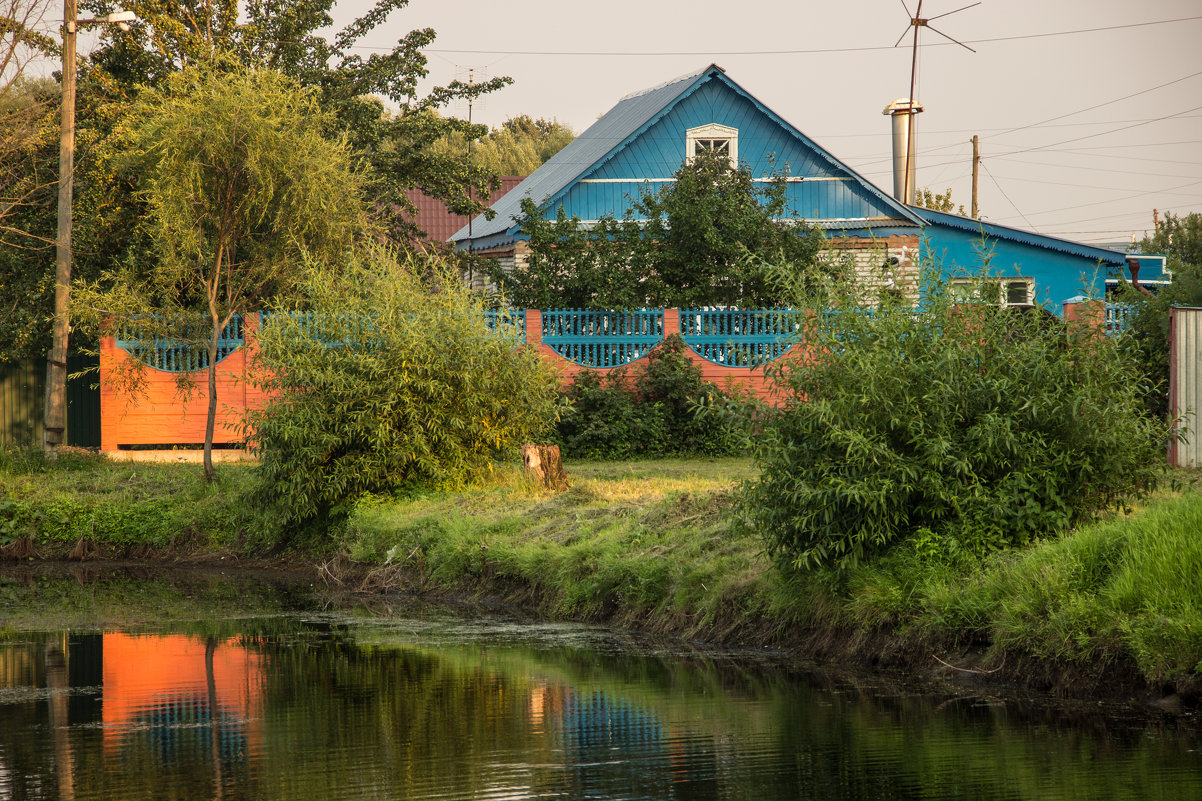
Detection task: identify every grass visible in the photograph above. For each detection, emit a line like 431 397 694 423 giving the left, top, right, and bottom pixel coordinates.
2 447 1201 690
0 448 268 551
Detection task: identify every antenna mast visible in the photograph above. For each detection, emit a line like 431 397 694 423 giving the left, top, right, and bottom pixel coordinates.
891 1 979 205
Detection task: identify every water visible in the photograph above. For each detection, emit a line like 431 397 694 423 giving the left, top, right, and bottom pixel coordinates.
1 566 1200 801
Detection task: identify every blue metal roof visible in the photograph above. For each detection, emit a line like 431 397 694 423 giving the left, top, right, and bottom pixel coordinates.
452 65 921 249
913 207 1128 266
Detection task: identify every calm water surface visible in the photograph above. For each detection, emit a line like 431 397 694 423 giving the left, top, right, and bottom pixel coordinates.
1 566 1199 801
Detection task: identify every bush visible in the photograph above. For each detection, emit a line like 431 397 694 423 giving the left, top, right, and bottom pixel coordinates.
555 335 751 459
244 250 562 529
742 274 1171 572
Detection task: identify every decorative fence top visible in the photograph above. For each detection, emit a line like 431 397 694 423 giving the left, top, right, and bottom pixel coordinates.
115 316 244 373
679 309 803 366
1105 303 1133 336
484 309 526 343
541 309 664 368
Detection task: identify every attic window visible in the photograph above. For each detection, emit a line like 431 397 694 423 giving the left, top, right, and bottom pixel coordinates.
686 123 738 167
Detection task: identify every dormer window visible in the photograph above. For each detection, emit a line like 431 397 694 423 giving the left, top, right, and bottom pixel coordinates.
686 123 738 167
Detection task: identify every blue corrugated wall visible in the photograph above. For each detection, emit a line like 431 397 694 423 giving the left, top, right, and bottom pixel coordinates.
922 223 1113 311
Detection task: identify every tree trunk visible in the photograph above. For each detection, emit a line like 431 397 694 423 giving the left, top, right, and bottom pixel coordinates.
203 319 220 482
522 444 569 491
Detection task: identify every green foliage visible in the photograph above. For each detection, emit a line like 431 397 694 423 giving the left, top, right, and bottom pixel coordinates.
430 114 574 175
244 249 562 530
914 186 966 216
555 335 753 459
1115 212 1202 418
0 76 59 361
73 65 370 476
743 272 1170 572
80 0 511 241
490 149 828 309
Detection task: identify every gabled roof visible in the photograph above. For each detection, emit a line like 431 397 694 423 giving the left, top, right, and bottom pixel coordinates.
913 207 1128 266
404 176 524 243
452 65 921 249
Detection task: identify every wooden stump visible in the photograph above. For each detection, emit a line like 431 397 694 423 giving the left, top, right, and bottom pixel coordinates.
522 444 569 491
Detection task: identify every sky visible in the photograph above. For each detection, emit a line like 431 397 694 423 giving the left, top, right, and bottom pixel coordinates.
330 0 1201 248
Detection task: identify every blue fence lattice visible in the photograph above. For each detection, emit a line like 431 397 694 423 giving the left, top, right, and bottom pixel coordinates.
541 309 664 368
1105 303 1133 336
115 316 244 373
680 309 803 366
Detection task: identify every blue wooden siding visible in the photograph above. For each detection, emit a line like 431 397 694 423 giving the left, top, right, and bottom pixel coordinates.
922 224 1110 311
557 80 898 224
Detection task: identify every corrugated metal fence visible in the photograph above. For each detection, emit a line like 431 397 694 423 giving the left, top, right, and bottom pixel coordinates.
1170 308 1202 468
0 354 101 448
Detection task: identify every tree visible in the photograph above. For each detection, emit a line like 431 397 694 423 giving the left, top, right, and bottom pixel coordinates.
0 0 58 359
490 149 828 309
431 114 575 175
1116 211 1202 418
79 0 509 240
915 187 966 216
245 249 561 532
744 269 1168 572
76 66 369 479
0 0 511 360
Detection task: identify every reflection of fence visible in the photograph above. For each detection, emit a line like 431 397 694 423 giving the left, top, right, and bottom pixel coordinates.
99 301 1102 452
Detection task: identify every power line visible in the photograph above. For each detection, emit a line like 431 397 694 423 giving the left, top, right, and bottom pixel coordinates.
415 15 1202 57
981 162 1037 230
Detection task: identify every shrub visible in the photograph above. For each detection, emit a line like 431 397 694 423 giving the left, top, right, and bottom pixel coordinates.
742 273 1171 572
555 335 752 459
244 249 562 530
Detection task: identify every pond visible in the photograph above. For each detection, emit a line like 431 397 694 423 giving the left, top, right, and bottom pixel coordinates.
1 565 1199 801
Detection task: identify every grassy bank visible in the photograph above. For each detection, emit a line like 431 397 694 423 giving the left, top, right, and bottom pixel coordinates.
2 449 1199 697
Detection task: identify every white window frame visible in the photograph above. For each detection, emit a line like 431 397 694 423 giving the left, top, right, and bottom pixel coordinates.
686 123 738 168
950 277 1036 307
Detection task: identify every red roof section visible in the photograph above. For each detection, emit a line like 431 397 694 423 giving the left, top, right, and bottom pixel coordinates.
404 176 526 243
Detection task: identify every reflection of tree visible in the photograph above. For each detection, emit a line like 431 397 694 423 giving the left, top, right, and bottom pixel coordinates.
45 640 75 801
206 636 225 801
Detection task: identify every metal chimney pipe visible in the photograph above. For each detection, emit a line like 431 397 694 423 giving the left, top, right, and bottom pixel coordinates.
883 98 924 205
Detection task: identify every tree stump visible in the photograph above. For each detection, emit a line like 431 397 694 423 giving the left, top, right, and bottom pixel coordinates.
522 444 569 491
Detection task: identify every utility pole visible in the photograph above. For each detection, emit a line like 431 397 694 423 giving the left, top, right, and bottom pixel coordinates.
971 134 980 219
43 3 134 456
44 0 78 455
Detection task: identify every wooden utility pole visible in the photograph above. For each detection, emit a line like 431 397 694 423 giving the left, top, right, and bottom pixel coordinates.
971 134 980 219
44 0 78 455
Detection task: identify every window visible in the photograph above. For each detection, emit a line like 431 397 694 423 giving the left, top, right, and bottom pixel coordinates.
686 123 738 167
951 277 1035 307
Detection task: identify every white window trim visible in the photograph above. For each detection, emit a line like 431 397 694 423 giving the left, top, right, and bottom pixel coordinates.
951 277 1036 307
686 123 738 167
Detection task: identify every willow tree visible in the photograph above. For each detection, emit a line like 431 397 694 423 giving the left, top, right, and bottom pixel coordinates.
85 66 368 478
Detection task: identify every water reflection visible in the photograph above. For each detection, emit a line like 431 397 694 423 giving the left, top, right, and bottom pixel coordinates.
0 570 1200 801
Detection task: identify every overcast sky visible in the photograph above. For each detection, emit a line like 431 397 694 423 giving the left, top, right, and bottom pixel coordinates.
327 0 1199 247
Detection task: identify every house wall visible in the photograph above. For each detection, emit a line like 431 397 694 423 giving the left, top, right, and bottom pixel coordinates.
922 222 1110 311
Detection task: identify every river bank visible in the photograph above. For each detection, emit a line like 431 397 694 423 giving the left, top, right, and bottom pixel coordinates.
2 448 1199 707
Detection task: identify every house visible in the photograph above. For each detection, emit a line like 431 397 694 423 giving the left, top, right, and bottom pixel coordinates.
452 64 1130 312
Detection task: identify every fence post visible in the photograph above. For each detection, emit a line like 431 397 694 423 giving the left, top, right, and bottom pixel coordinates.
664 308 680 337
525 309 542 347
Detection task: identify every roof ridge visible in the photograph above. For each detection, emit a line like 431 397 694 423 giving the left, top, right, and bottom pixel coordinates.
619 63 722 102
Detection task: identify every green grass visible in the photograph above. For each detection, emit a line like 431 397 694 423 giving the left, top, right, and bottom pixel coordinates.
0 448 268 551
3 448 1201 688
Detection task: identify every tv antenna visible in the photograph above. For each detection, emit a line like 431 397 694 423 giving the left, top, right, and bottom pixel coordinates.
890 1 978 204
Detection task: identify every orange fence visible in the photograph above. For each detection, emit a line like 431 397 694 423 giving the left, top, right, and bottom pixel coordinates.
99 302 1100 454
